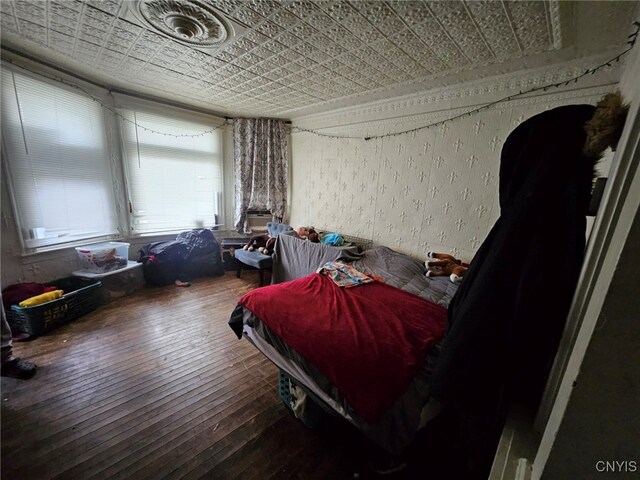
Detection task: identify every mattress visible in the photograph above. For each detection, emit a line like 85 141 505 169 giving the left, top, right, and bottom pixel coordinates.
241 308 443 454
231 246 460 454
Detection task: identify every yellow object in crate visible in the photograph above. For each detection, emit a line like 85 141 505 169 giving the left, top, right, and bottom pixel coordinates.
18 290 63 307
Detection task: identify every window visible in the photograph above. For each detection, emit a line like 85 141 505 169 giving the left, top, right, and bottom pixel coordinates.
117 102 224 235
1 67 119 252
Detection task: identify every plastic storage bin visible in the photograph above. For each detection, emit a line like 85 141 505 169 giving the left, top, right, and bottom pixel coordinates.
7 277 102 337
72 261 144 304
75 242 130 273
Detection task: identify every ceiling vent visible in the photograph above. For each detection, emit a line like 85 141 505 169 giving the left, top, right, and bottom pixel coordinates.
123 0 244 51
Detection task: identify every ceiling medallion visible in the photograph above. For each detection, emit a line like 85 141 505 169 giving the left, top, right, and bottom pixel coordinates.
136 0 232 46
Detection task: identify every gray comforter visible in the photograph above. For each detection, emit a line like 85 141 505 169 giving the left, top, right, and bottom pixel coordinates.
350 246 459 308
271 231 361 284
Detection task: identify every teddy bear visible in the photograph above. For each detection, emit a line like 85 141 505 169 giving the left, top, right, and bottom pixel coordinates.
425 252 468 284
307 229 321 243
295 226 321 243
242 233 276 255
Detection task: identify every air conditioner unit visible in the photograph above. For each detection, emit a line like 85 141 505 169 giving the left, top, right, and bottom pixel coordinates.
246 210 272 232
247 210 273 233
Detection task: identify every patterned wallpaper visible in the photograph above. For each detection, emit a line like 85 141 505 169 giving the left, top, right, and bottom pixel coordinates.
289 86 613 263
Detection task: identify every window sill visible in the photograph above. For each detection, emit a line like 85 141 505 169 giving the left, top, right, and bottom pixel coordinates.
128 225 226 238
20 235 124 261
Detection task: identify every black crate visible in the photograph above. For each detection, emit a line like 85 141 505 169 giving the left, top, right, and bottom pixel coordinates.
222 252 244 272
278 369 324 428
7 277 102 337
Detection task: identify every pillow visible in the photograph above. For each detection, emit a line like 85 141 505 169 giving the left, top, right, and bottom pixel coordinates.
350 246 458 308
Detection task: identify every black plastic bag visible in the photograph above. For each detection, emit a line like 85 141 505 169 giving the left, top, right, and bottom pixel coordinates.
178 229 224 278
138 240 188 286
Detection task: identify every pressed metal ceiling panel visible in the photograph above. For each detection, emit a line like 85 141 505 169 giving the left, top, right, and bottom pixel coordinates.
0 0 636 118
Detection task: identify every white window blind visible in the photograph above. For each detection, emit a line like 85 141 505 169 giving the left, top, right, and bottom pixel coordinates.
118 106 223 235
1 67 119 251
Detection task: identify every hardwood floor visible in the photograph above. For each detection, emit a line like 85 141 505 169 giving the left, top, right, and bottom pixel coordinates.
1 271 366 480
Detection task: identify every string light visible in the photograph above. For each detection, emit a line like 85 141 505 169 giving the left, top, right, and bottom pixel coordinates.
286 125 367 140
290 21 640 141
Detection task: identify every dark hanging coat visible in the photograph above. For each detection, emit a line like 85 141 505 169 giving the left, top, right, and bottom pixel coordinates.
430 105 598 413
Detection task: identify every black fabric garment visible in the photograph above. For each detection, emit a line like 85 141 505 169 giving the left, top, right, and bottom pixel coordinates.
229 303 244 339
430 104 598 413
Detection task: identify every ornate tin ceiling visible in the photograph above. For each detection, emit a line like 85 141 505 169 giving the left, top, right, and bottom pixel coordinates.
0 0 636 119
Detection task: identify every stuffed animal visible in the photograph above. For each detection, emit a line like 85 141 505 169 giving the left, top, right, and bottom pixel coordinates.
242 233 276 255
295 226 321 243
425 252 468 284
308 229 321 243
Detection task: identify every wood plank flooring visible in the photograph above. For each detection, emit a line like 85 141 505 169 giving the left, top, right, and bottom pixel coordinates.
2 271 469 480
1 271 367 480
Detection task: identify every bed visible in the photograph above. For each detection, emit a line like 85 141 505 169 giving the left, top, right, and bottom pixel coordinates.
228 234 459 454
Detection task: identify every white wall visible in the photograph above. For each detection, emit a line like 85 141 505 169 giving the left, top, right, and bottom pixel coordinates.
289 70 616 262
542 210 640 477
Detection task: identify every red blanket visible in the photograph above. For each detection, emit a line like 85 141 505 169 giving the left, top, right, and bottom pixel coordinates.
239 273 447 423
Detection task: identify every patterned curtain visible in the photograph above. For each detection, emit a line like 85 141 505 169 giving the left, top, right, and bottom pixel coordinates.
233 118 288 233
